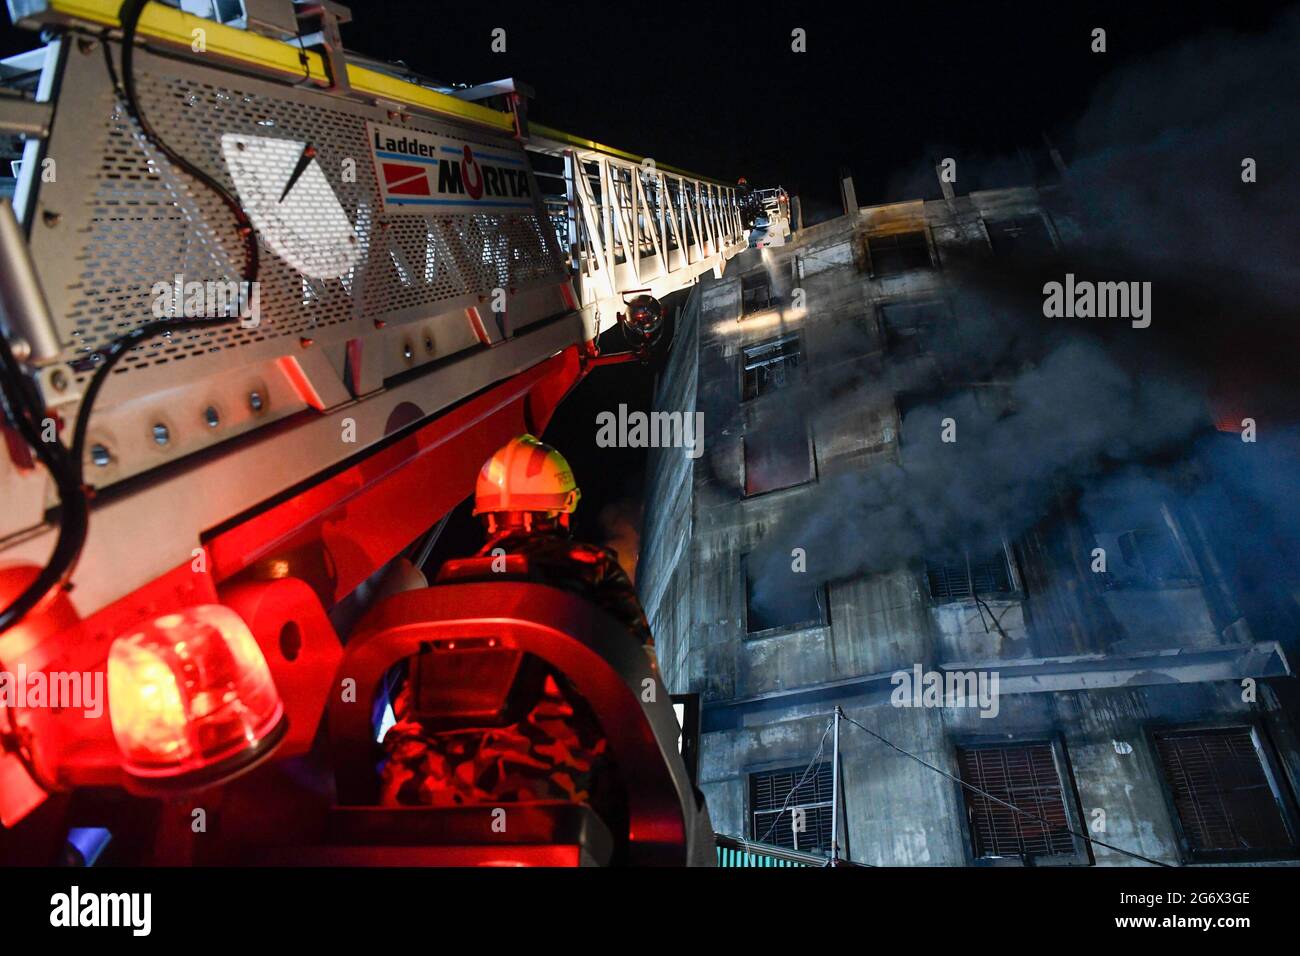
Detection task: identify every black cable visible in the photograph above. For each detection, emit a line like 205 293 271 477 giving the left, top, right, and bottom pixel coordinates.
0 0 259 637
0 334 75 787
0 0 266 789
0 335 85 636
118 0 258 285
838 711 1172 867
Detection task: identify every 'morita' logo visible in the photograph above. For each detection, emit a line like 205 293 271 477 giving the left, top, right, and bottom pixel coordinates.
460 145 483 199
437 144 530 200
372 129 531 202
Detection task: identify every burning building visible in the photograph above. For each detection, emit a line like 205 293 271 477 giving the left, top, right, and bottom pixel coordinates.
637 173 1300 865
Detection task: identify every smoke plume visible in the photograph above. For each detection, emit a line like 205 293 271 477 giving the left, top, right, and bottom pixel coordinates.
748 10 1300 635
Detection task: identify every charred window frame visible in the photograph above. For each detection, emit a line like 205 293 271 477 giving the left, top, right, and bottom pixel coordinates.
954 736 1091 866
877 298 949 358
982 214 1059 258
864 229 934 277
742 421 816 497
1149 723 1300 863
741 269 773 315
741 333 802 402
895 385 1017 456
1084 501 1199 591
743 551 828 636
748 759 840 853
925 543 1021 604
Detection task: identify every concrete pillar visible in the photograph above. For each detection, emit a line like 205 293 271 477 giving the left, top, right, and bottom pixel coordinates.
935 159 956 202
839 167 858 216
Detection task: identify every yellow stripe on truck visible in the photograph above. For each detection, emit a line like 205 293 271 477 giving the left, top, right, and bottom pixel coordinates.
39 0 514 130
38 2 730 182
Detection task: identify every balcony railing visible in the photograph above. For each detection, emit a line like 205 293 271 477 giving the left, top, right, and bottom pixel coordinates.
715 833 826 867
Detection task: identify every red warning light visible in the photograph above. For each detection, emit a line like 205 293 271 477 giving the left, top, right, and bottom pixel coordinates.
107 605 286 784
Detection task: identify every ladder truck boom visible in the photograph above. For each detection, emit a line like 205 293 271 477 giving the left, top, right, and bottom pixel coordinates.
0 0 756 864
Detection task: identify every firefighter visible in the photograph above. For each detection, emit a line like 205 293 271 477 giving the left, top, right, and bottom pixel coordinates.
466 433 653 648
379 435 650 814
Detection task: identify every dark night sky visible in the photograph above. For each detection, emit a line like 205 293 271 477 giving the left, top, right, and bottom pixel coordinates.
337 0 1294 213
3 3 1292 205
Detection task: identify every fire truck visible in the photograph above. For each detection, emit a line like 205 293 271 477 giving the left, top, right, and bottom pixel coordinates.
0 0 756 866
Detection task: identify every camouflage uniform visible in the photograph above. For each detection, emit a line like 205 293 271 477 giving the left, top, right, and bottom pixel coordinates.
471 530 653 647
379 531 649 810
380 672 609 807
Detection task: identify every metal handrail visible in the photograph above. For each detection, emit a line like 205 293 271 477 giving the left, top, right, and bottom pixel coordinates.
714 832 826 867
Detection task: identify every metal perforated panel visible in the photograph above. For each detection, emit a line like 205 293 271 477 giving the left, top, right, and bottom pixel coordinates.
374 211 556 319
35 44 565 384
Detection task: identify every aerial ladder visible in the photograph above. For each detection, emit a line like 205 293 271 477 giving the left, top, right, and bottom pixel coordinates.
0 0 754 865
748 186 792 247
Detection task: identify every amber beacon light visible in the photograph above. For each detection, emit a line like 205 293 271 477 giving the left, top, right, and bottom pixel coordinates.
107 605 287 788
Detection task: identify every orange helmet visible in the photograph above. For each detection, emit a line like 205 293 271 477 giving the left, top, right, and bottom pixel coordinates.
473 435 581 517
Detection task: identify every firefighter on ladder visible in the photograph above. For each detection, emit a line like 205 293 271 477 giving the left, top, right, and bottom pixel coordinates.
468 434 653 648
380 434 653 811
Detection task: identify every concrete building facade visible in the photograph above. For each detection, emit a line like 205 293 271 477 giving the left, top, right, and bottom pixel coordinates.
638 183 1300 866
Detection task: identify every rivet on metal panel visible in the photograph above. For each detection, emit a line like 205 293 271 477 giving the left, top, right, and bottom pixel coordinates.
423 335 434 355
402 341 414 361
204 406 220 428
152 424 170 446
90 444 111 467
249 391 264 413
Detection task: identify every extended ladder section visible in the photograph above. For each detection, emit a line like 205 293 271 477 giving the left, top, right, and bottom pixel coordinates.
527 126 749 330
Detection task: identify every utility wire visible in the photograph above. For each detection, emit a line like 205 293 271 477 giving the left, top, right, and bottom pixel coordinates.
838 712 1171 867
755 718 833 846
